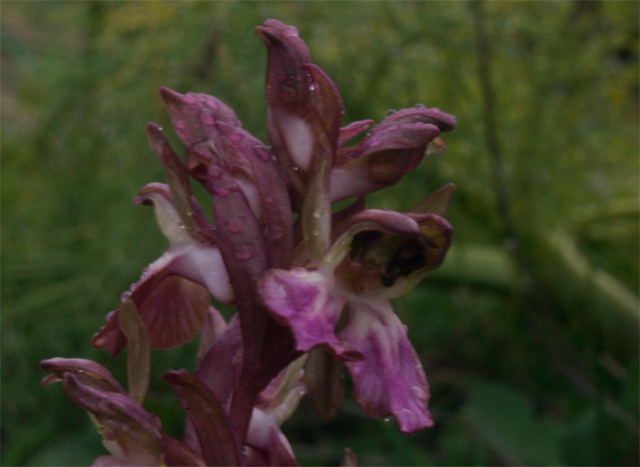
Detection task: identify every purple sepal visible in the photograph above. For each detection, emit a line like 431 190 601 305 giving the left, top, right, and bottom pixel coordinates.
331 106 456 202
338 299 433 434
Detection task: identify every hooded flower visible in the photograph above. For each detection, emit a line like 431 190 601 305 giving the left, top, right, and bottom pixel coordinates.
259 196 453 434
41 358 206 467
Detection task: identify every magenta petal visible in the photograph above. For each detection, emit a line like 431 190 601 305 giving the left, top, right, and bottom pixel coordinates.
92 268 211 357
338 299 433 434
260 269 360 359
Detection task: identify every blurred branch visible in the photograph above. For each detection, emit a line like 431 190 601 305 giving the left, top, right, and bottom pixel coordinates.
189 19 222 81
472 1 519 253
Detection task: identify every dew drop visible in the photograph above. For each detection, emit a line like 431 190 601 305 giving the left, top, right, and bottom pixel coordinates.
213 186 230 197
312 210 321 219
226 216 246 234
209 166 222 180
410 385 426 399
383 418 391 422
233 243 254 260
206 99 218 110
385 109 396 117
369 139 382 147
120 291 132 302
254 145 271 162
270 227 284 240
281 84 296 103
229 133 242 143
283 26 299 38
174 120 187 130
414 103 426 108
200 111 216 126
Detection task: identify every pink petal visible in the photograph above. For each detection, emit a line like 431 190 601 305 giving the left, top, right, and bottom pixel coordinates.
259 268 360 360
338 299 433 434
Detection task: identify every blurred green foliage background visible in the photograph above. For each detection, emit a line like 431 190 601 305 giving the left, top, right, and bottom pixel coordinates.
2 1 638 465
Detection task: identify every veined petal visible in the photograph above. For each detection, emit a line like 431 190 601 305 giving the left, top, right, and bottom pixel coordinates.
259 268 359 360
92 270 210 357
338 299 433 434
92 185 233 357
133 183 233 303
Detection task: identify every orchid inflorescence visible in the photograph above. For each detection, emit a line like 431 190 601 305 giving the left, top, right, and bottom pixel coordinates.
41 19 456 466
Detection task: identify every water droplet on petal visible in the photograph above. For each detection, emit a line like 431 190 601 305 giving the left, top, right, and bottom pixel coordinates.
174 120 186 130
312 210 321 219
414 103 426 108
383 418 391 422
369 139 382 147
226 216 246 234
120 291 132 302
209 166 222 180
200 111 216 126
271 227 284 240
283 26 299 38
410 385 426 399
254 145 271 162
213 186 230 197
229 133 242 142
290 268 308 278
233 243 254 260
281 84 296 103
385 109 396 117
